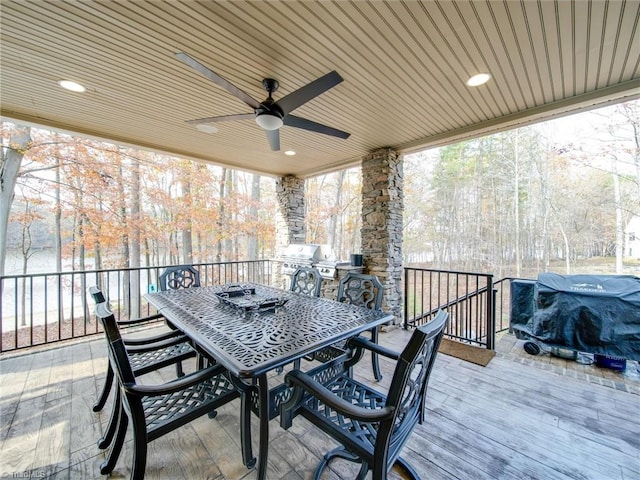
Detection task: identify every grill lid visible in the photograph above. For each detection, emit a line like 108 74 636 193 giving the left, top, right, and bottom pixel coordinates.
282 243 335 262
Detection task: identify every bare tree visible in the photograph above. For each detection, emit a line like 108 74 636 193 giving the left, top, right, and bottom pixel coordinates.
0 125 32 275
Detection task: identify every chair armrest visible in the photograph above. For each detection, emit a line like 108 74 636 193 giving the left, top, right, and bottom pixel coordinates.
117 313 164 327
282 369 395 424
347 335 400 360
123 329 183 346
125 334 191 354
125 363 228 397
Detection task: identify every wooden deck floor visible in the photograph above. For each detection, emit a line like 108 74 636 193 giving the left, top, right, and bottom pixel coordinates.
1 326 638 480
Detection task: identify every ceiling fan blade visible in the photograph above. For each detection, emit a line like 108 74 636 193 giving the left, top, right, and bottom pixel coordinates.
284 115 350 139
186 113 255 125
266 129 280 151
275 71 343 114
175 52 261 109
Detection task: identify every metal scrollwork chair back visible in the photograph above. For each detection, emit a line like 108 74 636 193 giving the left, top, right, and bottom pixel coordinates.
315 272 386 380
337 272 384 310
290 266 323 297
280 309 449 480
93 301 240 480
159 265 201 291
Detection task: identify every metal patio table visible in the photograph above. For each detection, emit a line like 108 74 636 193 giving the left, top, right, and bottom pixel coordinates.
145 283 393 480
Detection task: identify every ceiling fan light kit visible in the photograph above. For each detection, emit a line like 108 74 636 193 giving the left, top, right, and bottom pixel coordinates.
176 52 350 151
255 113 283 130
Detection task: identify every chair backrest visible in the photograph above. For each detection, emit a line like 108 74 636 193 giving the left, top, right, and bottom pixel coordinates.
88 285 107 306
93 301 137 386
336 272 383 310
383 310 448 451
290 267 323 297
159 265 201 291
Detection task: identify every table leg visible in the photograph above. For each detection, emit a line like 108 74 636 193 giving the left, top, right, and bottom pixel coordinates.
240 384 256 469
256 373 270 480
228 376 257 469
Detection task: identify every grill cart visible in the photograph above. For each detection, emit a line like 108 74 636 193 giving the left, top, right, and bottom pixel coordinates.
510 273 640 366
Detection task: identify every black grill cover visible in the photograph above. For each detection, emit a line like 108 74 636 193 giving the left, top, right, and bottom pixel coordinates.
511 273 640 360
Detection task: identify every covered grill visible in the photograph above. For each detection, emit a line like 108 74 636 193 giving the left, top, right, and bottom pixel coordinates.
281 243 350 280
511 273 640 360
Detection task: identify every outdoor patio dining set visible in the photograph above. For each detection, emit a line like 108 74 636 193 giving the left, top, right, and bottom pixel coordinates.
88 265 449 480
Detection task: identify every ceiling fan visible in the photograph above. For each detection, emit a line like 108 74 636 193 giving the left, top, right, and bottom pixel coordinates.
176 52 350 151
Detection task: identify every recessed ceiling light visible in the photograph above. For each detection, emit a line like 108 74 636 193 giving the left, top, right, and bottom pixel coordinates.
58 80 86 92
466 73 491 87
284 150 296 156
195 124 218 134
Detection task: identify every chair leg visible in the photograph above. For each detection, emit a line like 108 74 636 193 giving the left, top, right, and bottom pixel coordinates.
97 388 121 449
395 456 421 480
313 447 368 480
130 406 148 480
99 405 128 475
370 327 383 381
372 351 382 381
93 364 114 412
175 360 185 378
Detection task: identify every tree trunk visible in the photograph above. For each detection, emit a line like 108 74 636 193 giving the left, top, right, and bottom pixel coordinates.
557 221 571 274
613 170 624 274
513 130 521 277
224 170 234 259
19 200 34 327
247 174 260 259
130 157 142 316
117 162 131 315
54 153 65 321
0 126 31 276
328 170 345 253
181 170 193 264
216 168 227 262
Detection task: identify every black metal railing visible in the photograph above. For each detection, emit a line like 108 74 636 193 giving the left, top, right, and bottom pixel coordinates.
2 260 524 353
404 267 496 349
0 260 276 352
492 276 533 335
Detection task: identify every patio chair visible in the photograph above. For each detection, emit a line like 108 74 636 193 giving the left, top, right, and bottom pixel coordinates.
290 266 323 297
88 286 198 449
158 264 202 336
159 264 201 291
94 301 240 479
278 266 323 372
280 309 449 480
314 272 386 380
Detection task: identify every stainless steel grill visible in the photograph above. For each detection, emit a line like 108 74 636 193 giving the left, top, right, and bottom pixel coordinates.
281 243 349 280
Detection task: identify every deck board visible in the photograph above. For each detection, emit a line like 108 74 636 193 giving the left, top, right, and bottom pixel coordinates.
0 327 638 480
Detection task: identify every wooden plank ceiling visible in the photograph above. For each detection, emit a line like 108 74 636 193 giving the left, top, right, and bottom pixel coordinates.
1 1 639 177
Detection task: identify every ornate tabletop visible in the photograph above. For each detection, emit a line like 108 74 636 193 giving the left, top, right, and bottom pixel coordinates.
145 283 393 377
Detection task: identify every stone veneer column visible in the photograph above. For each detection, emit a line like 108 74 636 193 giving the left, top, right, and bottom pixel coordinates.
274 175 305 286
361 148 403 323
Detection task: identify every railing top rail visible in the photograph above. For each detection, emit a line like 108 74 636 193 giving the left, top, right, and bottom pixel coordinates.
493 276 536 283
0 259 275 281
404 266 494 279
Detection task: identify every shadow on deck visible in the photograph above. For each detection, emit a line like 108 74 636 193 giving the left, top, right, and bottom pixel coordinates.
0 327 638 479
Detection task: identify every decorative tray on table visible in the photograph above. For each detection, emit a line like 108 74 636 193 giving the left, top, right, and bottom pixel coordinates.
215 285 288 312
